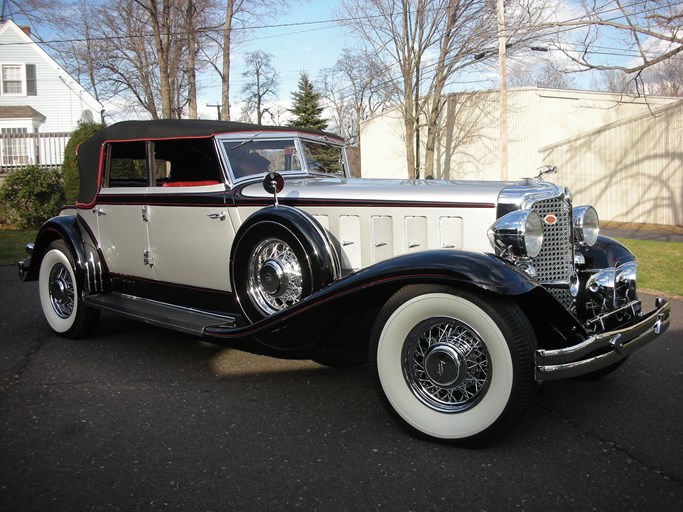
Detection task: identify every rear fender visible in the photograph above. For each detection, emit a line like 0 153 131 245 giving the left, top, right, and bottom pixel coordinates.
20 215 108 294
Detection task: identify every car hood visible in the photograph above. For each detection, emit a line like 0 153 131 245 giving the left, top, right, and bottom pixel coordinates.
238 175 512 206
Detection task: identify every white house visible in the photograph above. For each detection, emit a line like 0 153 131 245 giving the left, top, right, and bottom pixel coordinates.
0 19 103 170
360 87 682 226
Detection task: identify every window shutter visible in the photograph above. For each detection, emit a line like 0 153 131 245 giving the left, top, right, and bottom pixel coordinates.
26 64 37 96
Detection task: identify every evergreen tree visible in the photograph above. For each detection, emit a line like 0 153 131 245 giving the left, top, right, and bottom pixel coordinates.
62 122 106 203
288 72 327 131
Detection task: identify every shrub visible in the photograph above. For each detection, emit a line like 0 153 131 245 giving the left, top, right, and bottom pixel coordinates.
62 121 105 203
0 165 66 228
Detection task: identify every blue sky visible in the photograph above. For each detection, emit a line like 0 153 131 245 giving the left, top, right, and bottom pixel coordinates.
198 1 349 119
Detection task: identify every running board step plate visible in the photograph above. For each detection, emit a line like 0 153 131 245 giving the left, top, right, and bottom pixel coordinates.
84 293 238 336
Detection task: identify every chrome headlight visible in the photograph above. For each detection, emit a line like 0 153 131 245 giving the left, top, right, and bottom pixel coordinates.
573 205 599 246
488 210 543 258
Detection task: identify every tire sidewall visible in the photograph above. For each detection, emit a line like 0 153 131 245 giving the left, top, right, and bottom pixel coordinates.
39 242 79 334
374 288 526 442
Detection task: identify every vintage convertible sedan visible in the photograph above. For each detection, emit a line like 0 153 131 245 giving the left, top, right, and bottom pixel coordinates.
19 120 671 446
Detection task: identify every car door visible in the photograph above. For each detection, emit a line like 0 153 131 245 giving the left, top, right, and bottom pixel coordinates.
94 140 155 280
144 138 236 292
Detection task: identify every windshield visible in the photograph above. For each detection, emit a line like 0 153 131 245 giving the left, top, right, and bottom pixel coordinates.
223 139 301 180
222 136 346 181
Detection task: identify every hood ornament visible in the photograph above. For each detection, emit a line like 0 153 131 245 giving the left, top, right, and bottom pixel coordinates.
536 165 557 181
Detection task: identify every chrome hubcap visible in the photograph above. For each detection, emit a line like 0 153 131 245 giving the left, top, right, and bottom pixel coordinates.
248 238 303 314
423 344 467 388
48 263 74 319
403 318 491 413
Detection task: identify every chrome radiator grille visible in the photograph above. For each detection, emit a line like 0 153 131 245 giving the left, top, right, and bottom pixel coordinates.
529 197 574 307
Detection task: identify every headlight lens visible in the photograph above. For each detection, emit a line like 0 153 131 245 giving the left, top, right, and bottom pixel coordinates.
488 210 544 258
573 205 599 246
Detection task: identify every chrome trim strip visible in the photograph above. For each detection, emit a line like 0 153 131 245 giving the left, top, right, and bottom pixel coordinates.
535 299 671 381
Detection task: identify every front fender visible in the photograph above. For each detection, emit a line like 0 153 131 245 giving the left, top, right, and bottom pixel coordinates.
205 250 543 347
578 235 636 268
19 214 107 294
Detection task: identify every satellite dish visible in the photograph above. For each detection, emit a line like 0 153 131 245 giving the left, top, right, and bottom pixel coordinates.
80 109 94 123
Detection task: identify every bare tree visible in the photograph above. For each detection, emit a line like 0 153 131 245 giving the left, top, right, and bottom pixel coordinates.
184 0 198 118
240 50 279 125
337 0 549 178
648 58 683 97
590 68 639 94
548 0 683 94
508 59 578 89
318 48 390 145
200 0 289 121
41 0 216 119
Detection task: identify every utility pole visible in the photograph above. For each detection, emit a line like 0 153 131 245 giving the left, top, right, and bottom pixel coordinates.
207 103 221 120
497 0 508 182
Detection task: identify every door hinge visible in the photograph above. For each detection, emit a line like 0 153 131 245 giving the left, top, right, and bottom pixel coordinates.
142 205 149 222
143 249 154 266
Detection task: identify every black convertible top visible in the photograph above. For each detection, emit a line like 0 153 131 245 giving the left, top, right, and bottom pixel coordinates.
76 119 342 205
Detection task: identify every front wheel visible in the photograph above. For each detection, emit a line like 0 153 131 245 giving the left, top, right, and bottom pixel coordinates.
38 240 99 339
370 285 536 447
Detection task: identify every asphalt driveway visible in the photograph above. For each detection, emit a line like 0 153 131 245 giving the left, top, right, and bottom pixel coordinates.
1 266 681 511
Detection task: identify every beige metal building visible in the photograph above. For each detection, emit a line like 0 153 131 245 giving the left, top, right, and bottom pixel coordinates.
360 87 682 226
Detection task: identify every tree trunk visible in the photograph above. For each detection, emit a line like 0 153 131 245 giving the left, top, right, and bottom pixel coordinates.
221 0 235 121
142 0 173 119
186 0 197 119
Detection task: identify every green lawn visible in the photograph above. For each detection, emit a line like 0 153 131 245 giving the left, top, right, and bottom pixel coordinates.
0 228 37 266
615 238 683 298
0 228 680 298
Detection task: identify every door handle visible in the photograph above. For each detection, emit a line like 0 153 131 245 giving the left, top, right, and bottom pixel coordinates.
207 211 227 221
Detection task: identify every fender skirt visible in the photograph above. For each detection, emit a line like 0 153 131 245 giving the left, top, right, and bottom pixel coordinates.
18 214 107 294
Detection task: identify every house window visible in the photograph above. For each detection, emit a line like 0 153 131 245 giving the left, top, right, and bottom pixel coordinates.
0 128 30 166
26 64 37 96
2 64 24 95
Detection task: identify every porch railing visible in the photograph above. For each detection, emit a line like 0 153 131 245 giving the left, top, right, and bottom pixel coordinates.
0 131 71 173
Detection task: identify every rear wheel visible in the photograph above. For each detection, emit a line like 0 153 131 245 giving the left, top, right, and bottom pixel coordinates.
370 285 535 447
38 240 99 338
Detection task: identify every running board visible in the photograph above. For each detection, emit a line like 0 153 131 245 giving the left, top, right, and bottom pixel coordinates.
84 293 239 336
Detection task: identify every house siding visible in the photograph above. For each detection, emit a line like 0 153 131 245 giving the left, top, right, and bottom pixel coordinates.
540 101 683 226
0 21 102 133
360 87 681 226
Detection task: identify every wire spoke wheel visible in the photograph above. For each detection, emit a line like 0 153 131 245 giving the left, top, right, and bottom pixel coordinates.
248 237 304 315
48 262 76 319
403 318 491 413
38 240 99 339
370 285 535 447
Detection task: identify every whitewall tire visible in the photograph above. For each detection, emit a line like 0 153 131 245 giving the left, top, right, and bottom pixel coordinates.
38 240 99 339
370 285 535 447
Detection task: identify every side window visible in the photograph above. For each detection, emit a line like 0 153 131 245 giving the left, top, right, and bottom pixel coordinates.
106 141 148 188
300 140 345 176
104 138 223 188
152 138 223 187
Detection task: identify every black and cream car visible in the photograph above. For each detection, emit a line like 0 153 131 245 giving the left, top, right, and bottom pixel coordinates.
19 120 671 446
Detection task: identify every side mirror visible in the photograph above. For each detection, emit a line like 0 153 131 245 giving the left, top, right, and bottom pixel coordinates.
263 172 284 206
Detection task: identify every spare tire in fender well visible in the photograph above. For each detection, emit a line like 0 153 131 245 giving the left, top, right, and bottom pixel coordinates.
230 205 341 322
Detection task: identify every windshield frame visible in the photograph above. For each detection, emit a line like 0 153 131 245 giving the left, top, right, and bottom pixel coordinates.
216 131 349 185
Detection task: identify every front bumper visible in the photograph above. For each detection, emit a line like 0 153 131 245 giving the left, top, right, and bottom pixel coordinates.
535 298 671 381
